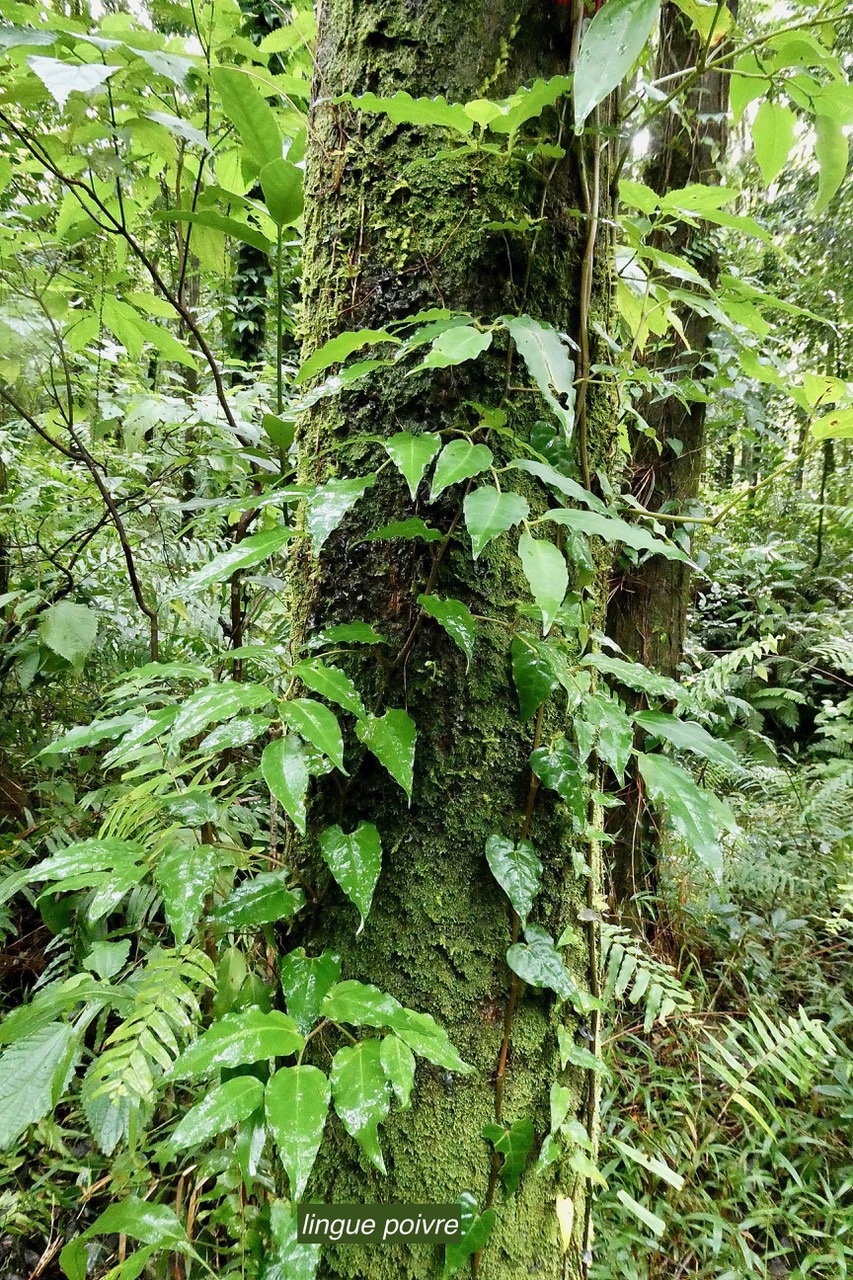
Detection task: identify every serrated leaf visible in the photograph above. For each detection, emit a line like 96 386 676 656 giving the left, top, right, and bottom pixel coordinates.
384 431 442 499
330 1039 391 1173
502 315 575 433
379 1035 416 1109
213 872 303 928
280 948 341 1035
305 476 375 549
39 601 98 668
170 1077 264 1151
261 736 310 834
418 594 477 666
530 738 587 825
542 508 688 561
484 835 542 927
464 488 528 559
318 822 382 930
573 0 660 128
27 56 120 109
0 1023 79 1148
482 1117 534 1194
292 659 366 719
511 635 559 720
282 699 346 772
633 712 738 768
183 527 293 591
429 439 493 501
518 534 568 633
155 837 217 945
636 751 724 873
355 709 416 801
266 1065 330 1198
170 1009 303 1079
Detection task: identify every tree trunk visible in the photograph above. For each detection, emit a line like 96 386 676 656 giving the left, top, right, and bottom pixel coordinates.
288 3 616 1277
606 0 729 909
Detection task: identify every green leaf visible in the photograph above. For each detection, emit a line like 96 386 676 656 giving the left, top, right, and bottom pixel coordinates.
464 489 528 559
171 684 271 749
211 67 282 171
670 0 732 42
59 1240 87 1280
814 113 849 213
306 475 376 549
170 1009 303 1079
282 698 346 772
518 533 568 633
751 101 797 185
418 594 477 666
511 635 559 720
615 1190 666 1238
292 659 366 719
542 508 688 561
380 1035 416 1109
812 407 853 440
305 622 388 649
511 459 607 512
338 90 474 135
266 1064 330 1197
633 712 738 768
578 691 634 782
263 412 296 452
355 709 416 801
583 652 688 703
146 110 211 150
322 981 472 1073
418 326 492 370
318 822 382 930
530 738 587 826
482 1118 534 1195
261 736 310 835
213 871 303 928
444 1197 497 1277
484 835 542 927
506 925 596 1013
260 157 303 226
27 55 120 109
330 1039 391 1173
83 1198 188 1248
170 1077 264 1151
39 601 97 669
269 1201 320 1280
296 330 398 383
154 209 271 253
502 315 575 434
573 0 660 128
429 439 493 500
612 1137 685 1189
367 517 444 543
280 948 342 1036
40 712 139 756
0 1023 79 1148
384 431 442 499
636 752 724 873
155 837 217 945
183 527 293 590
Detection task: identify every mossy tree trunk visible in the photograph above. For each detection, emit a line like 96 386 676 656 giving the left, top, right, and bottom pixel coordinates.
606 0 730 910
290 4 616 1277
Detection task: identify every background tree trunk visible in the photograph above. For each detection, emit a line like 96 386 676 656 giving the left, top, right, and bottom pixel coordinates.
289 3 616 1276
606 1 730 911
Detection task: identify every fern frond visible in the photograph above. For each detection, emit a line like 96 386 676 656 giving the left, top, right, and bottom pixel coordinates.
601 924 694 1032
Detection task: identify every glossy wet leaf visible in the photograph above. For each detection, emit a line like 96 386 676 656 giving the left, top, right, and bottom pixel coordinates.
482 1117 534 1194
282 698 346 772
502 315 575 434
419 325 492 370
542 508 688 561
485 834 542 926
443 1196 496 1277
305 475 376 549
636 752 724 874
380 1035 416 1109
213 872 303 928
261 736 310 834
318 822 382 930
577 691 634 782
155 837 217 945
530 737 587 826
418 594 477 666
355 709 416 801
266 1064 330 1198
573 0 660 128
330 1039 391 1173
292 658 366 720
82 1197 189 1247
170 1077 264 1151
296 329 398 383
367 517 444 543
464 488 528 559
506 925 598 1014
511 635 559 721
323 980 472 1072
384 431 442 499
280 948 342 1035
170 1009 303 1079
633 712 738 768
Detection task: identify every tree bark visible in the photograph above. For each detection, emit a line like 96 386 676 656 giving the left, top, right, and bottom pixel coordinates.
606 1 730 909
287 3 616 1278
